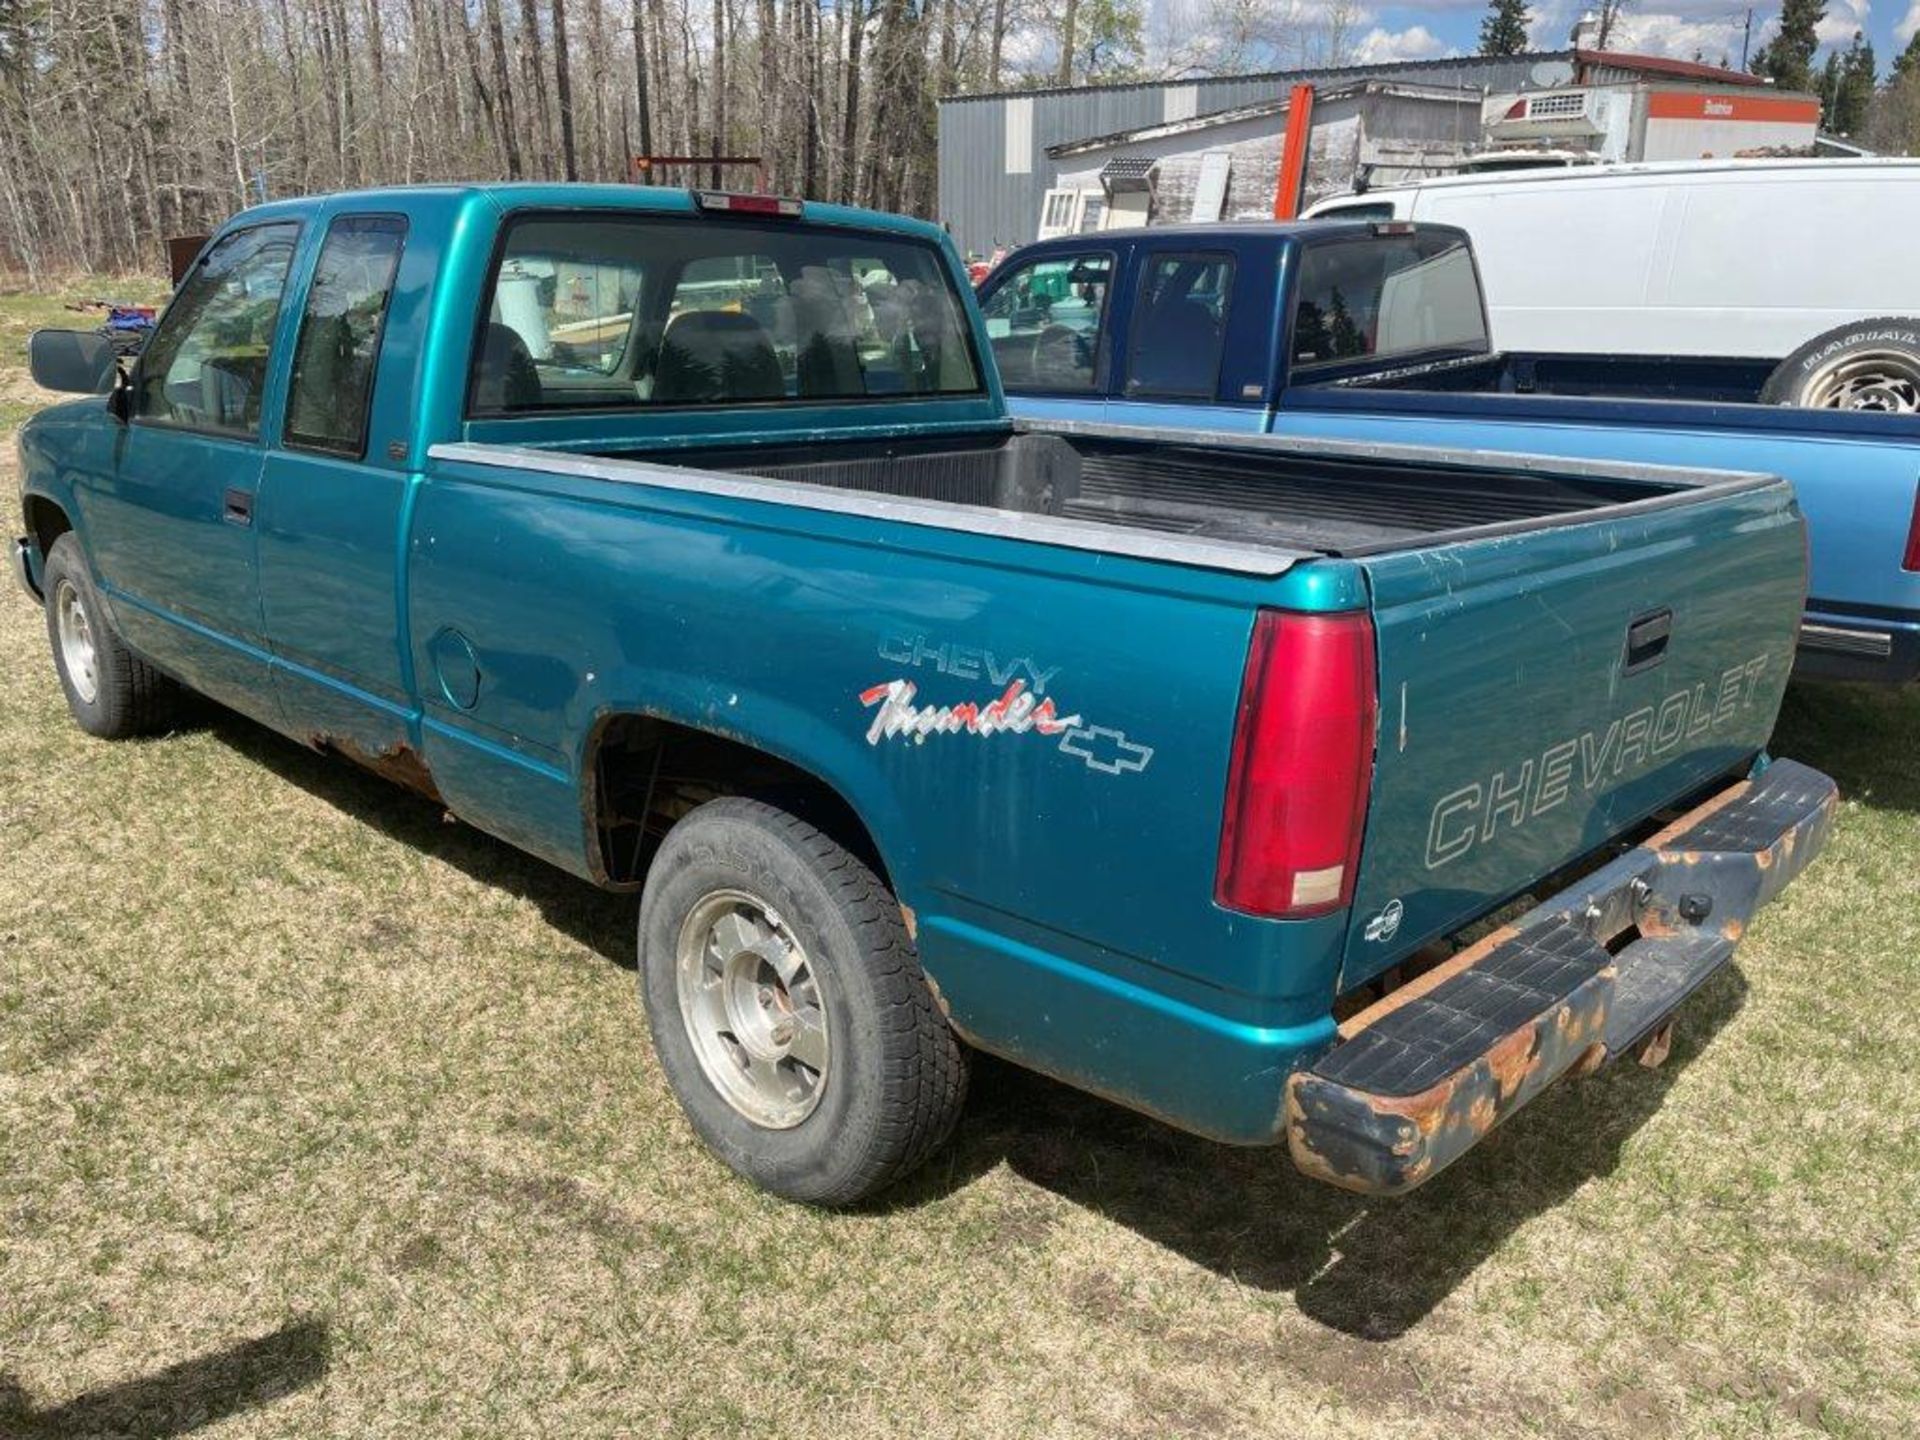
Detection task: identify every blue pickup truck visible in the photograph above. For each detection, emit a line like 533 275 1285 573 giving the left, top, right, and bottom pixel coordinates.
982 222 1920 686
15 185 1835 1204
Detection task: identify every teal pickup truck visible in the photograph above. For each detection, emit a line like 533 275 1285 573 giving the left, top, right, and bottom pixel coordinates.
15 184 1837 1204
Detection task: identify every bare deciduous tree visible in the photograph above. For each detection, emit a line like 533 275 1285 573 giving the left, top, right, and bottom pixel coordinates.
0 0 1271 278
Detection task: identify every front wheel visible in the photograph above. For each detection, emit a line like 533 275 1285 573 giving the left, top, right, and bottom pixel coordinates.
637 797 968 1205
1762 318 1920 413
41 533 179 739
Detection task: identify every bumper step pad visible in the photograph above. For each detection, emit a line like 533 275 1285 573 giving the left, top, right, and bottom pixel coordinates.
1287 759 1838 1196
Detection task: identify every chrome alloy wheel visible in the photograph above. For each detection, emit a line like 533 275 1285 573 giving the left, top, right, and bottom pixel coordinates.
1799 351 1920 413
675 888 830 1129
54 578 99 705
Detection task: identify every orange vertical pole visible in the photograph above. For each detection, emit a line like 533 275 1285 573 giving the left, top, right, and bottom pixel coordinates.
1272 84 1316 220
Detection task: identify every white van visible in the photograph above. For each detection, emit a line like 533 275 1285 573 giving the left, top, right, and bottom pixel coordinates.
1304 159 1920 405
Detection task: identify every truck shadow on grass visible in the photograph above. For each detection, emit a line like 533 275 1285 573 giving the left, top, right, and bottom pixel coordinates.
900 969 1747 1343
0 1317 327 1438
201 709 639 969
1775 682 1920 814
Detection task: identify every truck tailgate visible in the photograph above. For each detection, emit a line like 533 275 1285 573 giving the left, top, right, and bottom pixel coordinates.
1341 476 1803 988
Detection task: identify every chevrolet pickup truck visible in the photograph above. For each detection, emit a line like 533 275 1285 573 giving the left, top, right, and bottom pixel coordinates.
981 222 1920 686
15 185 1836 1205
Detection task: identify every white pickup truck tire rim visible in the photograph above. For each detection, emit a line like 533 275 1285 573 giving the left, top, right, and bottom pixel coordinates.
54 578 100 705
675 887 830 1129
1798 351 1920 413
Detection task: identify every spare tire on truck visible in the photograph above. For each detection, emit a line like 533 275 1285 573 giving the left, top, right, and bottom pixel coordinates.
1762 318 1920 413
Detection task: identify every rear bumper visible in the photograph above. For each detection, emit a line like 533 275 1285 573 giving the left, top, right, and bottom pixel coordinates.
1793 603 1920 686
11 535 41 603
1286 757 1838 1196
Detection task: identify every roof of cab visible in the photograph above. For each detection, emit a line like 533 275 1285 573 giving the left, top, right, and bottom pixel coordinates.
219 182 955 246
1000 217 1402 258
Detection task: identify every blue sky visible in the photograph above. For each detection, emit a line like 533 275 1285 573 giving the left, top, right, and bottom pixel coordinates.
1350 0 1918 76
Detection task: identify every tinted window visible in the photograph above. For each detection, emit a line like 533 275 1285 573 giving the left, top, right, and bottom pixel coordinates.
1292 232 1488 371
1126 254 1233 398
471 216 981 414
981 252 1111 392
285 215 406 455
136 223 300 437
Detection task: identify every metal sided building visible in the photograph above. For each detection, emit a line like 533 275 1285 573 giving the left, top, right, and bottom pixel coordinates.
1044 81 1494 235
937 52 1579 256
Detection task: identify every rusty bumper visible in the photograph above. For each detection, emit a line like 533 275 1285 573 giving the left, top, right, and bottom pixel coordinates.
1287 758 1838 1196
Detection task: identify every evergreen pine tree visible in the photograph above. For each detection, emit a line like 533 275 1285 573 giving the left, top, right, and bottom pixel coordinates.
1832 30 1877 133
1478 0 1531 56
1751 0 1827 93
1817 49 1842 125
1896 30 1920 82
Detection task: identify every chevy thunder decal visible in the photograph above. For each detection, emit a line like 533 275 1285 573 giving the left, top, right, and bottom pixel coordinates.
862 632 1155 775
860 679 1079 744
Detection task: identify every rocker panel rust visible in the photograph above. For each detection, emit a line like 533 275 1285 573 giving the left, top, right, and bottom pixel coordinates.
310 733 444 804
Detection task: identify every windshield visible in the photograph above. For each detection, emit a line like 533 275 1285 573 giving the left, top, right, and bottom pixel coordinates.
471 214 982 414
1291 231 1489 373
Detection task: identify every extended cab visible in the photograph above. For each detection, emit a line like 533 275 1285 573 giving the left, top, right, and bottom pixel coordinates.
15 185 1836 1203
981 221 1920 685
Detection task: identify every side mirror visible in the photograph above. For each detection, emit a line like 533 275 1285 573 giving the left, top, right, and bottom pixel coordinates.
28 329 119 396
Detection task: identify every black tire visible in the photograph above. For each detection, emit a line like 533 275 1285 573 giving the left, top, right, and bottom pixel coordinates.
41 533 179 739
638 797 967 1205
1761 317 1920 412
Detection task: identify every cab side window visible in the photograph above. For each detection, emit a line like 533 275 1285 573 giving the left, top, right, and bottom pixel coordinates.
1126 254 1233 398
980 252 1111 391
285 215 407 456
136 223 301 438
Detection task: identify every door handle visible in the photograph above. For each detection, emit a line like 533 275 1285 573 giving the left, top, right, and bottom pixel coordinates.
223 488 254 526
1623 608 1673 675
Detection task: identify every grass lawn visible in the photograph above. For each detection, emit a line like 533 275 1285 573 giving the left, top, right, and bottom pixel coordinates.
1 287 1916 1438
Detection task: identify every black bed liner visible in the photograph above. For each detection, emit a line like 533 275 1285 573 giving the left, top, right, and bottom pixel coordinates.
604 426 1727 559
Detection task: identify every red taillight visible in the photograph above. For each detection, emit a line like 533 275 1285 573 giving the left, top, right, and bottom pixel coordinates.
1504 98 1528 120
1216 611 1377 919
1904 481 1920 573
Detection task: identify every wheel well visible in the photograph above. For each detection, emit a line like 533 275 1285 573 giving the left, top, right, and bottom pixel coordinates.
23 496 72 557
588 714 891 891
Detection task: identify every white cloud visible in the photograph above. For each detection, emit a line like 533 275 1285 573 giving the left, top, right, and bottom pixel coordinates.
1352 23 1448 61
1901 0 1920 43
1531 0 1871 60
1617 12 1761 63
1813 0 1872 49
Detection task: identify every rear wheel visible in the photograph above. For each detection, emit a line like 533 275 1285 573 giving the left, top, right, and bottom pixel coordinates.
41 534 179 739
638 797 967 1205
1762 318 1920 413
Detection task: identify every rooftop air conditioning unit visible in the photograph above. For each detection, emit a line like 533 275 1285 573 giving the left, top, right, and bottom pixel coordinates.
1486 88 1608 141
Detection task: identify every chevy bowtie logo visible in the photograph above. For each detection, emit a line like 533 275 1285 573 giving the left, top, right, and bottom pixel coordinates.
1058 725 1154 775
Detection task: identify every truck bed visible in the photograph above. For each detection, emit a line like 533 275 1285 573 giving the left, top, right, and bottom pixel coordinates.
575 424 1763 562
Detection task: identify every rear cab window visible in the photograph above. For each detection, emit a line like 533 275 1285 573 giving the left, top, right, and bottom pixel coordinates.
980 251 1112 392
1291 230 1489 374
469 214 982 414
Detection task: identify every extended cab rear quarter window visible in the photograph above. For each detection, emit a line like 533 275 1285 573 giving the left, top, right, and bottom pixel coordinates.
468 213 983 415
1126 252 1235 399
285 214 408 456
